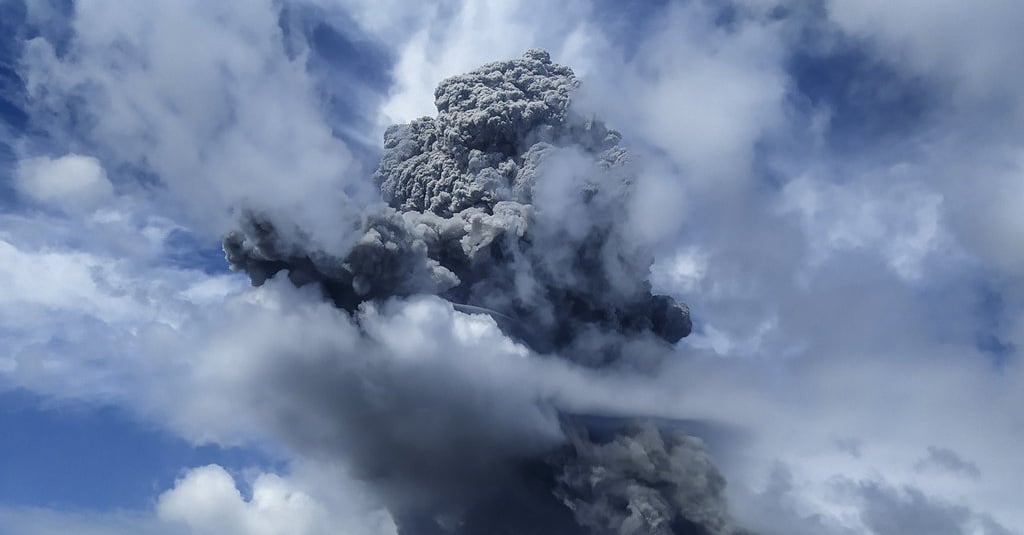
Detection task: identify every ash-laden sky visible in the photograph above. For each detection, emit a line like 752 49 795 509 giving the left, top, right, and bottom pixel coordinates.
1 1 1024 534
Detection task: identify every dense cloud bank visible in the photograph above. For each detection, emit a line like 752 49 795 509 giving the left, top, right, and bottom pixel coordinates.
223 51 727 534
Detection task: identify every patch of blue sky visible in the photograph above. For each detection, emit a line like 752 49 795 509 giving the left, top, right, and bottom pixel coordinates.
5 0 75 59
0 2 27 204
0 2 77 216
279 2 394 171
159 228 234 275
0 389 283 511
784 10 940 156
589 0 672 60
971 282 1017 368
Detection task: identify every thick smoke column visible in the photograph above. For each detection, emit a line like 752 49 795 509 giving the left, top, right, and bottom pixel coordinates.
224 50 738 534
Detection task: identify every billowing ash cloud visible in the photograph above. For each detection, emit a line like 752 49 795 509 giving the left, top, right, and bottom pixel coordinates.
224 49 690 356
222 50 737 534
556 421 739 535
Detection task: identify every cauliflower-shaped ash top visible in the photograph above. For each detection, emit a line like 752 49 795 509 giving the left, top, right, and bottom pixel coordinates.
433 48 576 151
376 49 619 217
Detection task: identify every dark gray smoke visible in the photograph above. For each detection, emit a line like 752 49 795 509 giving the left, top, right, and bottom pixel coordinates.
223 50 739 534
555 423 732 535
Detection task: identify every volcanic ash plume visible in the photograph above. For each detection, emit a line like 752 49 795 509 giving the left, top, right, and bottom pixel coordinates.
223 50 739 534
224 48 690 357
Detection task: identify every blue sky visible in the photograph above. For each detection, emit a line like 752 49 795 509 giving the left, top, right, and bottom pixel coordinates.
1 1 1023 534
0 389 279 511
